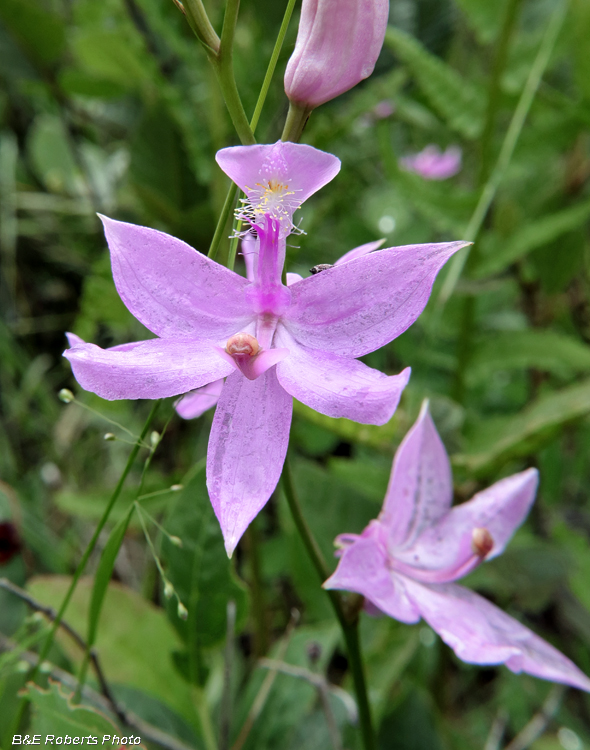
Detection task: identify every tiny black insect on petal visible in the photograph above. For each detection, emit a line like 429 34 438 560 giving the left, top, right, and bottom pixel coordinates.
310 263 334 274
0 521 21 565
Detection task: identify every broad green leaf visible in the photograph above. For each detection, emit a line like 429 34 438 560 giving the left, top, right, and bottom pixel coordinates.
27 115 80 196
71 31 150 89
88 505 134 647
161 464 249 655
453 378 590 476
24 680 120 737
384 27 485 138
570 0 590 102
467 330 590 384
473 200 590 278
455 0 509 44
27 577 201 728
0 0 66 67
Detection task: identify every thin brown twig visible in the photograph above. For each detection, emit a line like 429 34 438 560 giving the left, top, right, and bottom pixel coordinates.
503 684 566 750
231 609 300 750
0 578 124 722
0 632 194 750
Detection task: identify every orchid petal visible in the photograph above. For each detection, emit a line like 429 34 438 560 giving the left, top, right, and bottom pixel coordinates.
323 529 420 624
284 241 469 357
403 578 590 691
64 335 233 400
380 402 453 549
100 216 253 340
216 141 341 211
334 238 386 265
394 469 539 583
286 272 304 286
275 326 410 425
175 379 224 420
207 369 292 556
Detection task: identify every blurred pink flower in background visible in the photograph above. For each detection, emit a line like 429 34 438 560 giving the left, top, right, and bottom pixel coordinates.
400 145 462 180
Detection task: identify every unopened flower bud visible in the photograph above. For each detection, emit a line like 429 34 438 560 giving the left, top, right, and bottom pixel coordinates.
471 527 494 558
150 431 160 448
103 432 116 441
58 388 74 403
170 484 183 492
163 580 174 599
284 0 389 111
169 535 183 548
177 601 189 620
226 332 260 357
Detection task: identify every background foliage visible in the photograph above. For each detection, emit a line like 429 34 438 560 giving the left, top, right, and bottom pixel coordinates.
1 0 590 748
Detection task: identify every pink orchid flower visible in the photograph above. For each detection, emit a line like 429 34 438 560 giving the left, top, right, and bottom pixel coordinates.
175 238 387 420
324 403 590 691
400 145 462 181
284 0 390 110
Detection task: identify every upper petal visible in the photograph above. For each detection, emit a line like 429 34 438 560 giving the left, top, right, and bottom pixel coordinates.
215 141 341 210
206 368 293 557
275 326 410 425
323 528 420 624
404 578 590 691
394 469 539 583
64 335 233 400
283 241 468 357
380 402 453 549
100 216 253 340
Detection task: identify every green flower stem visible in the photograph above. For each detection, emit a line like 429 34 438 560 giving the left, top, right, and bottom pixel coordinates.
281 101 313 143
11 400 162 730
437 0 567 306
212 0 255 146
209 0 298 262
182 0 220 54
281 457 376 750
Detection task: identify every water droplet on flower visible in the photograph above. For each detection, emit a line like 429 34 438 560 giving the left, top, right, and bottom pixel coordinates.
471 527 494 558
226 332 260 357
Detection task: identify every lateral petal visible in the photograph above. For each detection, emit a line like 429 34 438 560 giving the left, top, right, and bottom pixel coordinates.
334 238 385 265
404 579 590 691
64 335 233 400
275 326 409 425
284 241 468 357
100 216 253 340
207 369 292 557
175 379 225 419
394 469 538 583
323 528 420 624
380 402 453 549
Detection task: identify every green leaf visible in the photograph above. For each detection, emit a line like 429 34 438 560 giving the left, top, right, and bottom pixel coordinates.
467 330 590 384
71 30 149 89
455 0 509 44
88 505 134 647
27 577 201 728
0 0 66 67
378 687 443 750
161 464 249 656
472 199 590 278
453 377 590 476
24 680 120 736
384 26 485 138
27 115 80 195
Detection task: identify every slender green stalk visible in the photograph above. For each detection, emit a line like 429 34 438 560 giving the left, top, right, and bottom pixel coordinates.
182 0 220 54
281 101 312 142
281 458 376 750
478 0 524 186
437 1 567 305
213 0 255 145
208 182 239 260
11 400 161 730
